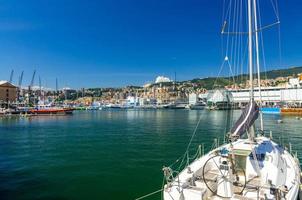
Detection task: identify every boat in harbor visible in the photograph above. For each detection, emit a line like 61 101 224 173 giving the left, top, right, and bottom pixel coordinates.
163 103 187 109
29 105 74 115
104 103 122 109
163 99 189 109
74 106 87 110
0 108 9 115
260 107 281 114
159 0 302 199
86 101 102 110
281 107 302 115
189 102 206 110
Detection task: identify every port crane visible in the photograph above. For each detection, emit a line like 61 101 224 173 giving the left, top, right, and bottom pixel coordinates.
28 70 36 106
39 76 44 102
9 70 14 83
17 71 24 102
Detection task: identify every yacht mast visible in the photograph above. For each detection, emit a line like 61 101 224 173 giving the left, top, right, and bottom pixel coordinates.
253 0 264 131
248 0 254 102
247 0 256 140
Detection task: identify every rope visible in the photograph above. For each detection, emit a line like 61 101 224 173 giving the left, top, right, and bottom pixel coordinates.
212 58 228 90
270 0 280 21
135 188 163 200
184 113 204 157
257 0 268 82
137 176 165 200
160 175 165 200
167 111 206 172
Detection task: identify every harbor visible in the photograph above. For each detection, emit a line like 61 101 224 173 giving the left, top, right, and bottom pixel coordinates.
1 0 302 199
0 109 301 200
1 72 302 116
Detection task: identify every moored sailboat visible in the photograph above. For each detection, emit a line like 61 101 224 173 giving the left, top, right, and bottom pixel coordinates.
161 0 302 199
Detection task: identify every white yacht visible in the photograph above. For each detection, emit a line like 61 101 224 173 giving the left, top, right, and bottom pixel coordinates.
163 135 301 199
162 0 301 199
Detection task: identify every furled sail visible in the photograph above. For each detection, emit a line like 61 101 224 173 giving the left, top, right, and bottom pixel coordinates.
231 101 259 138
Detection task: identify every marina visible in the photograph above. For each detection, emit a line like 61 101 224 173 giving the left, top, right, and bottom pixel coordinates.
159 0 302 199
0 110 301 200
1 0 302 199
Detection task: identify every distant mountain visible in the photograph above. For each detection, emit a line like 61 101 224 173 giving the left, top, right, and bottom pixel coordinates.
259 66 302 79
237 66 302 80
87 66 302 91
184 66 302 90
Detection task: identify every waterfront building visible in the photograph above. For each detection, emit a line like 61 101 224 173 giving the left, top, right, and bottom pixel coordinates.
230 87 302 106
125 96 139 107
188 93 198 105
206 89 233 109
0 81 17 107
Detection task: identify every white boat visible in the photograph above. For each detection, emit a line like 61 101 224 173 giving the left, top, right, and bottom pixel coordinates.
86 106 100 110
189 102 206 110
161 0 301 199
163 134 301 199
104 103 122 109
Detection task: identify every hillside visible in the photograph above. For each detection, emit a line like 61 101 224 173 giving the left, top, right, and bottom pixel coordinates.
260 66 302 79
186 66 302 90
87 66 302 91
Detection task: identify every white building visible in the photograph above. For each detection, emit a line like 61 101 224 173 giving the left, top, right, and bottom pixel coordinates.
189 93 198 105
287 77 302 88
125 96 139 106
229 87 302 104
139 98 157 106
207 89 233 104
155 76 171 83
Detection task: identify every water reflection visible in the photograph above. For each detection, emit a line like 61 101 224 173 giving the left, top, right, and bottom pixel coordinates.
0 110 301 200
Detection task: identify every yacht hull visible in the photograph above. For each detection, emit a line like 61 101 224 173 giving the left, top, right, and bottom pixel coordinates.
163 137 301 200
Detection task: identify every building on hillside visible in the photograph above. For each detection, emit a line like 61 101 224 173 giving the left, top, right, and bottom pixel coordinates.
155 76 172 83
0 81 17 107
62 87 77 100
125 96 139 107
287 77 302 88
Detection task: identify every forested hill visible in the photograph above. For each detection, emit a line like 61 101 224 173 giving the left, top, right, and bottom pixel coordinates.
259 66 302 79
185 66 302 90
88 66 302 91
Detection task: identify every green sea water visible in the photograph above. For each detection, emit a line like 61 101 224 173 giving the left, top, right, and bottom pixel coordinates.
0 110 301 200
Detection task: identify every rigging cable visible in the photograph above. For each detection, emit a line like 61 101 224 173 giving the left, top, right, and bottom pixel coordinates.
135 176 166 200
257 0 268 82
176 112 206 171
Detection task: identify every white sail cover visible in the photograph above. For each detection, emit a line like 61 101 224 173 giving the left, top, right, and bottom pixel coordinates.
231 101 259 137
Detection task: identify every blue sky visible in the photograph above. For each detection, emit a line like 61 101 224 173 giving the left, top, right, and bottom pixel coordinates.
0 0 302 89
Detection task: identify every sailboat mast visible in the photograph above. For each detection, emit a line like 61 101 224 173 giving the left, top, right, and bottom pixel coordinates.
253 0 264 131
248 0 254 102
